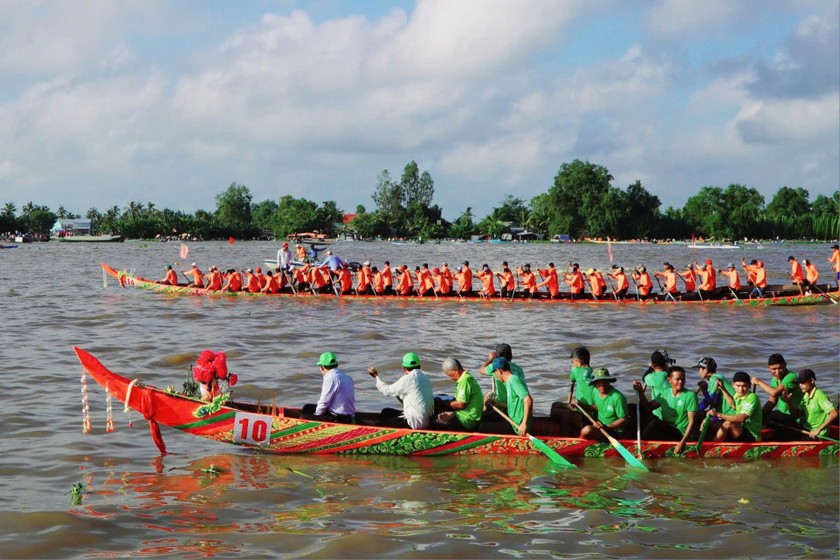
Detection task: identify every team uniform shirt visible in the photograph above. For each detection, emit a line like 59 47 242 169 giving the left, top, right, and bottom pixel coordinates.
538 268 559 297
658 389 699 434
375 369 434 429
790 261 804 283
453 371 484 430
569 365 595 406
382 265 393 289
636 272 653 296
565 271 585 294
644 369 669 420
721 269 741 289
485 360 525 405
520 271 537 294
611 271 629 292
733 392 762 441
505 374 533 431
799 387 836 437
680 269 696 291
593 386 628 435
702 373 736 415
163 269 178 284
771 372 802 415
315 368 356 417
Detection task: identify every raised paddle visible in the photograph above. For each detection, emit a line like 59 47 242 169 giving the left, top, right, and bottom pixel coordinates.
575 403 648 470
635 400 643 460
490 404 576 469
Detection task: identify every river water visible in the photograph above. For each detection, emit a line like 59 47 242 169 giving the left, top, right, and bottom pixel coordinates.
0 239 837 559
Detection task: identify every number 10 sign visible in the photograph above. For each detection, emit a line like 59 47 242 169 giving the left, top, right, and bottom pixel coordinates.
233 411 273 446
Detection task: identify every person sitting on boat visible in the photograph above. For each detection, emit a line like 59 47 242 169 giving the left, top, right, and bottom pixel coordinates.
186 263 205 288
632 265 653 300
642 349 673 422
368 352 434 430
434 357 484 432
550 346 595 437
788 255 806 294
460 261 474 296
741 258 766 298
693 259 717 299
307 243 326 260
788 369 838 439
654 262 679 302
751 353 803 436
479 343 527 421
478 357 533 436
695 356 736 418
708 371 762 443
476 264 496 298
260 270 281 294
335 263 353 294
221 269 243 292
608 265 629 299
802 259 819 293
579 368 628 441
633 365 698 454
357 262 373 294
718 262 741 291
395 265 414 296
294 244 309 264
160 264 178 285
205 266 223 290
497 265 515 299
244 269 261 293
829 244 840 288
516 264 538 298
678 263 697 294
563 263 585 300
277 242 292 272
585 268 608 300
417 263 436 297
300 352 355 424
432 266 452 296
381 261 394 295
537 263 560 298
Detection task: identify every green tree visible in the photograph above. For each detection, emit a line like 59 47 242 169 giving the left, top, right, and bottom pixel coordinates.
0 202 17 233
215 183 254 236
542 160 614 237
401 161 435 207
318 200 344 234
350 212 385 239
371 170 404 235
449 207 477 239
620 180 661 239
682 186 726 238
271 195 320 238
251 199 279 235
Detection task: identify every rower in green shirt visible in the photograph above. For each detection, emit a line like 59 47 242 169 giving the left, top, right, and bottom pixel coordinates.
791 369 838 439
751 353 803 434
435 357 484 431
709 371 763 442
579 367 628 440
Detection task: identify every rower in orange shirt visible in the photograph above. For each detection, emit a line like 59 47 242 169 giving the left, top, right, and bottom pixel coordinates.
261 270 281 294
186 263 205 288
563 263 585 299
678 264 697 293
802 259 819 288
693 259 716 298
718 262 741 289
741 258 767 298
788 255 805 294
371 266 384 295
829 244 840 288
585 268 608 299
357 261 373 294
439 263 453 295
476 264 496 298
381 261 394 295
417 263 436 297
396 265 414 296
433 266 452 296
460 261 474 296
741 258 758 286
160 264 179 285
244 268 261 293
631 265 653 300
221 269 243 292
496 265 515 299
537 263 560 298
205 266 223 290
516 264 538 298
653 262 678 302
336 264 353 294
608 265 629 300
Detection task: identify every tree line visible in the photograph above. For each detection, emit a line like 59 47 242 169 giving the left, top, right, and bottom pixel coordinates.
2 159 837 241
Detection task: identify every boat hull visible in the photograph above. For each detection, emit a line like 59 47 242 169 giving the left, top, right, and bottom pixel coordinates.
74 347 838 460
101 263 840 306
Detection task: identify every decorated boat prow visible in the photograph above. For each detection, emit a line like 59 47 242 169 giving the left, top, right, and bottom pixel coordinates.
74 347 839 461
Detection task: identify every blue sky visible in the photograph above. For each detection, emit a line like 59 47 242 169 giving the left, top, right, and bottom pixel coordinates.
0 0 837 221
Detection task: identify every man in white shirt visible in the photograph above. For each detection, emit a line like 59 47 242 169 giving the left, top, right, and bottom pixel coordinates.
368 352 434 429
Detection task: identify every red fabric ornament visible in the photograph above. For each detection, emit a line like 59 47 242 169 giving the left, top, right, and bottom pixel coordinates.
214 351 228 379
228 373 238 386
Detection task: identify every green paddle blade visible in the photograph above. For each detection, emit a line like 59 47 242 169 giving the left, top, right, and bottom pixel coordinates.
610 436 649 470
528 434 576 469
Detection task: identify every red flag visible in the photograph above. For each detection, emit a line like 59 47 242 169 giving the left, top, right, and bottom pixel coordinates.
228 237 235 245
180 244 189 260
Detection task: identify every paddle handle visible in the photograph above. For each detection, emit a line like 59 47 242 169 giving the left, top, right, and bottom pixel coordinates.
491 404 523 434
575 403 616 444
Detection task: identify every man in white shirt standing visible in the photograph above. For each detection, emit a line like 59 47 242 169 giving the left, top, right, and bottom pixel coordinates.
301 352 355 424
369 352 434 429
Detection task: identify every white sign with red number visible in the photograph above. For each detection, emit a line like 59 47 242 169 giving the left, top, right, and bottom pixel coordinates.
233 411 273 446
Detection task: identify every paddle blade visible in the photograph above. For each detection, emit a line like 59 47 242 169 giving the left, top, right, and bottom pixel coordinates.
528 434 576 469
609 436 648 470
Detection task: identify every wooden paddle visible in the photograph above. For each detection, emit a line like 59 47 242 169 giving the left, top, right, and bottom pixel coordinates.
490 404 576 469
575 403 648 470
809 283 838 305
769 421 840 443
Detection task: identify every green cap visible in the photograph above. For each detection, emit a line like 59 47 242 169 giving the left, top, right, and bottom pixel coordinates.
588 367 617 385
402 352 421 369
165 264 172 269
316 352 338 367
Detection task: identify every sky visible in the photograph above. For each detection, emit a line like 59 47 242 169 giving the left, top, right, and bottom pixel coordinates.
0 0 837 221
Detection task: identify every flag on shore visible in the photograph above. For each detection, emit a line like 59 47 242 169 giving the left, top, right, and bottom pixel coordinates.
180 244 189 260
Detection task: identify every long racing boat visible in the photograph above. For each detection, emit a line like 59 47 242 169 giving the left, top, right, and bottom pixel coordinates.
74 347 839 461
100 263 840 306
